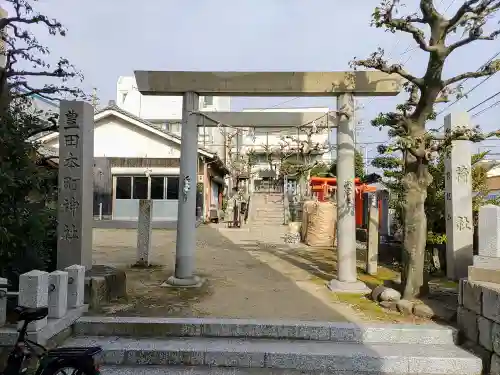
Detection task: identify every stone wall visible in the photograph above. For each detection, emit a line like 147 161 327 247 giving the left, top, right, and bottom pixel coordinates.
458 278 500 373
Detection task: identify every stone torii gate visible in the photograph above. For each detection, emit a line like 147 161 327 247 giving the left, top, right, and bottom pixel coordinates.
134 71 402 291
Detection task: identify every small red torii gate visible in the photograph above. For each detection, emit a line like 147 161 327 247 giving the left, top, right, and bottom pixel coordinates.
309 176 380 227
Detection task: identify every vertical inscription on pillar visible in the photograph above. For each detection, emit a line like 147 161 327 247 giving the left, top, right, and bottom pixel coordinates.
60 109 81 242
57 101 94 270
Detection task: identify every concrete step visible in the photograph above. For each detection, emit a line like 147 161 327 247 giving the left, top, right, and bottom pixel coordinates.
101 366 400 375
67 336 480 374
98 365 472 375
73 317 457 345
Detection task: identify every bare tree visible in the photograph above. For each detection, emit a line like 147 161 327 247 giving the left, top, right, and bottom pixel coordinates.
352 0 500 299
0 0 85 119
278 124 334 197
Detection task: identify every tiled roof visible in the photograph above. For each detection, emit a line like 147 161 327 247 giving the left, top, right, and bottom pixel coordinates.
32 102 215 156
95 103 215 156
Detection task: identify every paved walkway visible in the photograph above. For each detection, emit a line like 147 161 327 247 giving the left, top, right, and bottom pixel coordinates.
92 225 355 321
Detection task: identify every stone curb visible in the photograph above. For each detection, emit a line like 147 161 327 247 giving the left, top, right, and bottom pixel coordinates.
63 335 481 374
74 316 458 345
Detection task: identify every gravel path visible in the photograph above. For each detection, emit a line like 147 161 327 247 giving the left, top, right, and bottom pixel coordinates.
91 226 350 321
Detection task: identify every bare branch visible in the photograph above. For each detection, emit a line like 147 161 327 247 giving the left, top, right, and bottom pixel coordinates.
444 59 500 86
448 25 500 52
352 48 424 86
446 0 482 30
372 1 436 52
1 0 85 102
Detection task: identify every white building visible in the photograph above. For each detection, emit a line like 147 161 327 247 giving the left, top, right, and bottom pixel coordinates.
233 107 334 192
116 76 231 158
35 99 228 224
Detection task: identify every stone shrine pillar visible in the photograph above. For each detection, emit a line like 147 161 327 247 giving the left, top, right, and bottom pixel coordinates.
136 199 153 267
468 205 500 283
366 193 379 276
57 101 94 270
164 92 203 287
328 94 369 293
444 112 473 280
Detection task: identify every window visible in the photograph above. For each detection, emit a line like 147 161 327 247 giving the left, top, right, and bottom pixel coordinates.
114 175 181 200
203 96 214 106
166 176 180 199
116 177 132 199
150 176 165 199
133 177 148 199
169 123 181 134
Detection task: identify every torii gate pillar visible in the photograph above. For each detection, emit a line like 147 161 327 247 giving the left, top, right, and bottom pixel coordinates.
328 94 370 293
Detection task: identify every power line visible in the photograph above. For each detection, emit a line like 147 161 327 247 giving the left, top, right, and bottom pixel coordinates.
468 90 500 112
436 50 500 117
471 98 500 118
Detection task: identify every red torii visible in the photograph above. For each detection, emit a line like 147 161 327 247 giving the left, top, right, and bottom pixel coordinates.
309 177 378 227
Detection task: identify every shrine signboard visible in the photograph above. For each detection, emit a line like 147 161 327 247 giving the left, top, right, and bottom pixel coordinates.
57 101 94 270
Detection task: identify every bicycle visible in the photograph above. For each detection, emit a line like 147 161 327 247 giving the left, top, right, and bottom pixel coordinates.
2 306 102 375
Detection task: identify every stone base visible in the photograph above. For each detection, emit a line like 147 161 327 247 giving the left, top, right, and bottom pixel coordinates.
85 265 127 309
327 279 371 294
161 275 205 288
473 255 500 269
468 266 500 284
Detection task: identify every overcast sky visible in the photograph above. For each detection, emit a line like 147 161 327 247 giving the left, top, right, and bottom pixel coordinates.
8 0 500 162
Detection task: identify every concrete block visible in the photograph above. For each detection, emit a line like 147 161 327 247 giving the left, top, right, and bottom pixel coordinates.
65 265 85 308
48 271 68 319
469 266 500 285
473 254 500 269
85 265 127 302
479 204 500 257
482 284 500 324
492 321 500 357
462 279 483 314
492 353 500 375
18 270 49 332
457 306 478 343
86 277 107 309
479 316 494 351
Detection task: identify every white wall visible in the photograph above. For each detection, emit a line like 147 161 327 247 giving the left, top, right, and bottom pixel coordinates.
116 76 229 158
45 116 181 158
116 76 231 120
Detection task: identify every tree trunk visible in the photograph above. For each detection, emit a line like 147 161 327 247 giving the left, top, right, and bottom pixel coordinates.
401 158 432 300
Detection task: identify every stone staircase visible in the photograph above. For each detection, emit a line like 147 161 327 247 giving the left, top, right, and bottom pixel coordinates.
65 317 482 374
250 192 285 226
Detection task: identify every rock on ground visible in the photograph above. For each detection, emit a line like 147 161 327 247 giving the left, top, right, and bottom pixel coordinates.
396 299 414 315
371 285 401 302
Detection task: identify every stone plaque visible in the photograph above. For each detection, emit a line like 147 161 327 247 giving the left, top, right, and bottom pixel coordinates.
57 101 94 270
